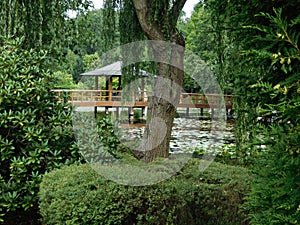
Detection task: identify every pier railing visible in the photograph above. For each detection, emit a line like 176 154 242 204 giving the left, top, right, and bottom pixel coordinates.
53 89 233 109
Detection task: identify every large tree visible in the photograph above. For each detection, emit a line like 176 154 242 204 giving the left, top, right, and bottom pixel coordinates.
104 0 187 162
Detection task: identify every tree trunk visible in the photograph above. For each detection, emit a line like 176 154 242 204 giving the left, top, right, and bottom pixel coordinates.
134 41 185 162
133 0 186 162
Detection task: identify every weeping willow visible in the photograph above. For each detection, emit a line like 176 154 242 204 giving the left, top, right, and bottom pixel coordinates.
103 0 187 162
0 0 92 53
103 0 187 87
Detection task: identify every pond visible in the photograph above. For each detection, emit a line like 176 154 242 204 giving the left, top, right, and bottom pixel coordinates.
118 118 235 154
74 107 235 154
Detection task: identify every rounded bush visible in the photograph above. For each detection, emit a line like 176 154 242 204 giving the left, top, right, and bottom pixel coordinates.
39 159 251 225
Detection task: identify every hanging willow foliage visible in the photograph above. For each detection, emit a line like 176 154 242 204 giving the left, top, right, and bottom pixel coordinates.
103 0 143 86
103 0 183 45
103 0 186 86
0 0 92 54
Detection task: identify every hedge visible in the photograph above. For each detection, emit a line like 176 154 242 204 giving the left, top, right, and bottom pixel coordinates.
39 159 251 225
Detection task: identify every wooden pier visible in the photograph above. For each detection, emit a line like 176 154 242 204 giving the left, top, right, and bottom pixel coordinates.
61 61 233 119
54 89 233 110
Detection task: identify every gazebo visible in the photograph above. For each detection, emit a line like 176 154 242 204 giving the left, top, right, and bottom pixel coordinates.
80 61 147 118
81 61 122 95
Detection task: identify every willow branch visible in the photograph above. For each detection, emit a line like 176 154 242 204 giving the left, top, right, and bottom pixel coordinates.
169 0 187 28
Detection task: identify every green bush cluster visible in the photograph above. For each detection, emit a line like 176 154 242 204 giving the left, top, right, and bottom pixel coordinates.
242 9 300 225
0 37 83 222
96 116 133 159
39 159 251 225
52 71 77 89
73 112 133 163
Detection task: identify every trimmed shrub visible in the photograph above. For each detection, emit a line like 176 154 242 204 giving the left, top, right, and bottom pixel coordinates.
39 159 251 225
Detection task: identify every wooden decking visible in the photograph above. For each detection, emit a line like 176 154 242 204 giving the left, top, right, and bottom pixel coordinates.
54 89 233 110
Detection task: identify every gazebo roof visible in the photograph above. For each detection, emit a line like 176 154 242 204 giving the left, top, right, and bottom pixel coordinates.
81 61 122 76
80 61 150 77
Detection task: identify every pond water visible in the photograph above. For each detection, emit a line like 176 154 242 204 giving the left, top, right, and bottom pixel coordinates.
118 118 235 154
74 107 235 154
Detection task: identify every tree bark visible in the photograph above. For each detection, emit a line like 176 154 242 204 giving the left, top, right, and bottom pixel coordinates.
135 63 185 162
132 0 186 162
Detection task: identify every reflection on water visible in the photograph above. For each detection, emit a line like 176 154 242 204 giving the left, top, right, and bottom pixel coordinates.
118 118 235 153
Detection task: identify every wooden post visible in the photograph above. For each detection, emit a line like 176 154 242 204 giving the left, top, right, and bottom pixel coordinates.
71 91 74 103
142 107 146 120
186 107 190 118
109 76 113 101
105 77 109 101
118 76 122 90
94 106 97 118
116 107 120 120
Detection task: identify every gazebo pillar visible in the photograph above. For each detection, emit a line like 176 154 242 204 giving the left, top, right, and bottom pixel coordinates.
94 76 99 117
118 76 122 90
105 76 113 100
108 76 113 101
